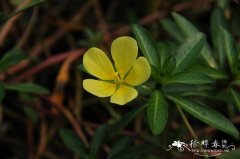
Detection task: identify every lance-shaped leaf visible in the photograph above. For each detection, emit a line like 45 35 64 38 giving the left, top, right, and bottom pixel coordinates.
229 88 240 112
172 12 217 68
107 137 132 159
211 7 229 67
162 56 176 76
1 0 47 22
157 42 176 70
108 105 146 139
0 48 26 72
5 83 49 94
168 96 239 139
147 91 168 135
59 129 89 158
108 144 154 159
164 72 214 84
132 24 160 70
0 82 5 102
220 27 238 74
160 18 184 42
189 65 227 79
174 33 205 73
90 125 108 156
219 148 240 159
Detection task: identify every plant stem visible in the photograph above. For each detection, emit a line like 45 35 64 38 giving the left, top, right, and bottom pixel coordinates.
176 105 209 158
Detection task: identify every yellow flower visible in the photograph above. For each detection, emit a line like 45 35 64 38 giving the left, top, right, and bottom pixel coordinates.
83 36 151 105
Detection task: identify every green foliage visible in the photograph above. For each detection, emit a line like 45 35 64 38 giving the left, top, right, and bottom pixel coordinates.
108 105 146 139
229 88 240 112
132 11 240 141
189 65 227 79
0 48 26 72
218 148 240 159
108 144 154 159
162 56 176 76
22 106 39 123
0 82 5 102
220 27 239 74
168 96 239 139
0 12 4 21
157 42 176 70
78 28 103 47
160 18 184 42
147 91 168 135
1 0 47 22
171 12 217 68
5 83 49 94
173 33 205 73
172 12 198 36
10 0 25 6
164 72 214 84
107 138 132 159
90 125 108 156
210 7 228 67
59 129 89 158
132 24 160 70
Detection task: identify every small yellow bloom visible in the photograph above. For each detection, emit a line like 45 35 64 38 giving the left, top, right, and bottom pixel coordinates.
83 36 151 105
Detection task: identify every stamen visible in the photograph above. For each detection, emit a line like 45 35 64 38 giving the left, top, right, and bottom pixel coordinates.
114 71 124 84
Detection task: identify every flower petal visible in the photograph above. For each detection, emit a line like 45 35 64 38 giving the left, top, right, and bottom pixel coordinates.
111 36 138 75
124 57 151 86
83 47 115 80
83 79 116 97
110 85 138 105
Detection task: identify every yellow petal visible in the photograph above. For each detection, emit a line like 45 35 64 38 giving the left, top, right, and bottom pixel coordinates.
83 79 116 97
83 47 115 80
111 36 138 75
124 57 151 86
110 85 138 105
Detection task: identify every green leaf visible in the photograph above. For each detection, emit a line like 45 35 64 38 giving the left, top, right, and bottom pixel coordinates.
172 12 218 68
162 56 176 76
90 125 108 156
231 15 240 37
132 24 160 69
59 129 89 158
229 88 240 112
168 96 239 139
174 33 205 73
0 48 27 72
220 27 239 74
230 80 240 86
157 42 176 71
160 18 184 42
22 106 39 123
164 72 214 85
108 137 132 159
172 13 198 36
0 12 4 21
1 0 47 22
5 83 49 94
147 91 168 135
218 148 240 159
216 0 229 9
189 65 227 79
109 144 154 159
211 7 229 67
0 82 5 102
10 0 25 6
108 105 146 139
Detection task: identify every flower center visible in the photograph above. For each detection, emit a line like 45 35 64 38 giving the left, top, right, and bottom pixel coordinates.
114 72 124 84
